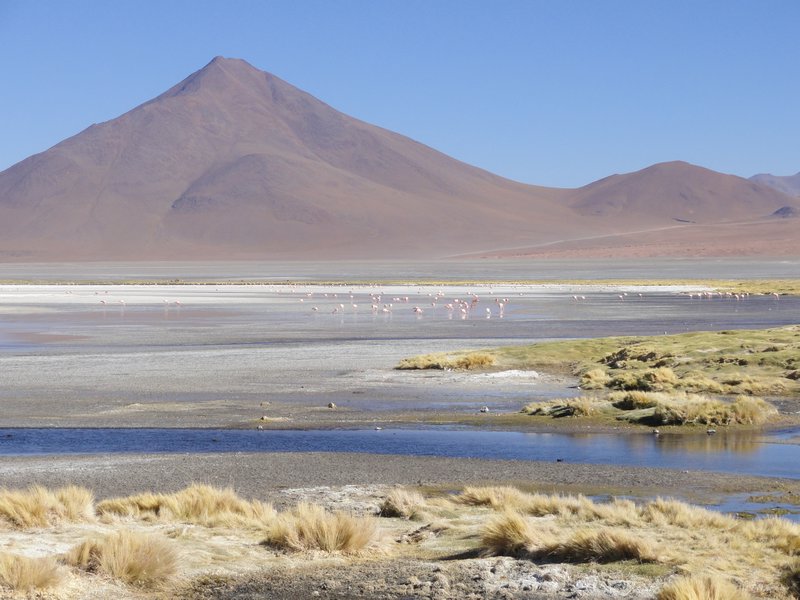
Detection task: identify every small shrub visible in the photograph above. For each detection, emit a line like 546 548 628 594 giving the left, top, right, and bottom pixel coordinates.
0 552 63 592
265 503 378 554
66 531 177 588
379 488 427 520
656 574 751 600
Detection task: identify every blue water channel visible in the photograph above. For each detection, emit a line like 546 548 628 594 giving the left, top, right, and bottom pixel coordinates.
1 427 798 480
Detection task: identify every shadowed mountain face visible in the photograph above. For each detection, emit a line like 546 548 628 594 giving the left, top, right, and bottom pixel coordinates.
0 57 796 261
750 172 800 198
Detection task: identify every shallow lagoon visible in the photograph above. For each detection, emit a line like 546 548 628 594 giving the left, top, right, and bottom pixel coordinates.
0 260 798 484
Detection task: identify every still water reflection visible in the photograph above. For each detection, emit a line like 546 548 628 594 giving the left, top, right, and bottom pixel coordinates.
0 427 796 479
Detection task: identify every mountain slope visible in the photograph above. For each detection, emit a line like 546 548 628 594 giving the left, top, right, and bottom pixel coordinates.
569 161 792 224
0 57 796 260
750 172 800 197
0 57 574 260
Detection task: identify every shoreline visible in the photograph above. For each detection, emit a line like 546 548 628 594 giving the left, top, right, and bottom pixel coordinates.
2 451 798 505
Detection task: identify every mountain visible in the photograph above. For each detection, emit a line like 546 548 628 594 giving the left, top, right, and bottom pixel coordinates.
569 161 792 224
0 57 796 261
0 57 573 260
750 172 800 197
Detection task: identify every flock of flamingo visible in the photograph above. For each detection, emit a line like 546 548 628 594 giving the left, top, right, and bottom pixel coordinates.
84 284 781 319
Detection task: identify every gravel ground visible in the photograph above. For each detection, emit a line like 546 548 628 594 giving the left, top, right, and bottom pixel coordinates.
1 452 796 505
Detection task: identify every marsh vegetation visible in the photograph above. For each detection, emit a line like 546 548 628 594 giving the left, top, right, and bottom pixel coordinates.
399 325 799 429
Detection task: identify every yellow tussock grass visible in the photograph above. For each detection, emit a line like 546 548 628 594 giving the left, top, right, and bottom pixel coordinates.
396 351 494 370
379 488 427 520
580 368 611 389
522 397 599 417
97 483 276 528
656 574 751 600
782 560 800 598
456 486 532 510
462 486 800 595
481 511 540 556
482 513 656 563
265 502 378 554
0 552 63 592
533 527 657 563
0 485 94 529
66 530 177 588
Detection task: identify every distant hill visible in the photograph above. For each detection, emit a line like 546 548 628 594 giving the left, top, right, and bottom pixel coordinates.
569 161 792 224
0 57 796 260
750 172 800 198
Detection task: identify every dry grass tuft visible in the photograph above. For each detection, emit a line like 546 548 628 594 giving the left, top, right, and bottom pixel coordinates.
66 530 177 588
97 484 276 528
656 574 751 600
782 560 800 598
466 485 800 591
0 552 63 592
265 503 379 554
534 528 657 563
456 486 532 510
482 513 656 563
651 394 777 426
521 397 599 417
610 390 661 410
396 351 495 370
0 485 94 529
580 368 611 389
453 352 496 369
481 511 540 556
379 488 427 520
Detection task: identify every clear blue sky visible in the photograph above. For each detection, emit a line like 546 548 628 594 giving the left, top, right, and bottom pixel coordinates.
1 0 798 188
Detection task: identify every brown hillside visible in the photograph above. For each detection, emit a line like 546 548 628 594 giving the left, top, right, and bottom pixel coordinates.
569 161 792 224
0 57 796 260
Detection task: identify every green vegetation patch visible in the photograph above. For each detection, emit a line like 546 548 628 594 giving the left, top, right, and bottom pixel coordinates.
398 325 800 398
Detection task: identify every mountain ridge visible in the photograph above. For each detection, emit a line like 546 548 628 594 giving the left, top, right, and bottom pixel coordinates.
0 57 796 260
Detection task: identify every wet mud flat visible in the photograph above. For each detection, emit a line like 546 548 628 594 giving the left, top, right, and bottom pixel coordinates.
1 281 798 429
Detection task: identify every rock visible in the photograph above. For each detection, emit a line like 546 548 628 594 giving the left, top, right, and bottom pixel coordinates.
327 402 337 409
